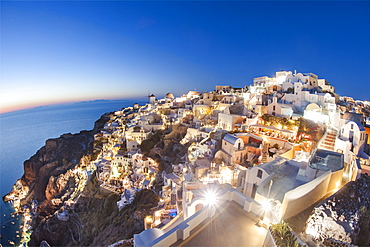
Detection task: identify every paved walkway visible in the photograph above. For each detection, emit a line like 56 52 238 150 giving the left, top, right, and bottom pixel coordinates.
178 201 267 247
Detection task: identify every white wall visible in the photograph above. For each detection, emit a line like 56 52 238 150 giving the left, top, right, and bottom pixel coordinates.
218 112 234 131
263 229 278 247
334 138 352 164
244 167 271 198
142 187 265 247
280 171 331 219
340 121 366 150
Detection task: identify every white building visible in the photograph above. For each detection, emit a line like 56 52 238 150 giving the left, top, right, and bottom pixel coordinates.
125 126 151 144
215 134 245 166
218 104 254 131
335 121 369 168
267 97 295 118
242 149 351 221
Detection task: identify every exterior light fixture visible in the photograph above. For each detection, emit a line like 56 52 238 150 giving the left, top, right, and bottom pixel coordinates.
261 200 272 212
334 181 341 192
204 191 217 206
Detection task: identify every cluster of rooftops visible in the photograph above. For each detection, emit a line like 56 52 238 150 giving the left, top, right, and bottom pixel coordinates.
88 70 370 246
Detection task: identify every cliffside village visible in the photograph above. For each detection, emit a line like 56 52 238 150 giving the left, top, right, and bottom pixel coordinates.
87 70 370 246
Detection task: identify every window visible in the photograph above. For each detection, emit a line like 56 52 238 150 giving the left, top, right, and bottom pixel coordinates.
273 106 276 111
351 124 354 130
257 169 263 179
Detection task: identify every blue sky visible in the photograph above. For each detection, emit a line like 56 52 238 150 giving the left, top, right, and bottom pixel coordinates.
1 1 370 113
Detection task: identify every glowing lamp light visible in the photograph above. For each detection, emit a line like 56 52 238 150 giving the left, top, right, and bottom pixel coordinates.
334 181 341 192
261 200 271 212
145 216 153 223
204 191 217 206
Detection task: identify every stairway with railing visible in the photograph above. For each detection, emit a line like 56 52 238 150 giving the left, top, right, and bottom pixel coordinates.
318 128 338 151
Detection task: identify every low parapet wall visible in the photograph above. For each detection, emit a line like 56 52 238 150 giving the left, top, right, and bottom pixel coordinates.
263 229 278 247
135 188 263 247
281 171 331 219
148 205 209 247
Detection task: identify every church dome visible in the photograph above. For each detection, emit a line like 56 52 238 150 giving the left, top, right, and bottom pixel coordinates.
165 93 175 99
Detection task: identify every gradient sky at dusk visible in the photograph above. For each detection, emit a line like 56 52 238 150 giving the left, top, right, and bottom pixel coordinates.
1 1 370 113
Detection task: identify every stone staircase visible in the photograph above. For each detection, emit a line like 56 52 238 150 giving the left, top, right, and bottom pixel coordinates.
261 142 269 163
319 128 338 151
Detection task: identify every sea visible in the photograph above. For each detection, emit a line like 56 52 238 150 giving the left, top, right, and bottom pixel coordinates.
0 98 146 246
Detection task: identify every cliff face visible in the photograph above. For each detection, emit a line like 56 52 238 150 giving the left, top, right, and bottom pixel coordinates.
3 113 112 245
142 123 189 172
30 175 159 246
5 113 181 246
22 132 92 203
20 113 111 200
304 173 370 246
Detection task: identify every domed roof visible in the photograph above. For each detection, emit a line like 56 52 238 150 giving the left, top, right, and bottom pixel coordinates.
305 102 321 111
165 93 175 99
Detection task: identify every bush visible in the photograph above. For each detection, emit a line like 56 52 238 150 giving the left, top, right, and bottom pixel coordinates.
270 221 300 247
261 114 299 131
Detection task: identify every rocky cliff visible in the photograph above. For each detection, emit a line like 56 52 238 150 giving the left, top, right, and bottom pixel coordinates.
141 123 189 172
29 175 159 246
304 173 370 246
3 113 112 245
4 116 189 246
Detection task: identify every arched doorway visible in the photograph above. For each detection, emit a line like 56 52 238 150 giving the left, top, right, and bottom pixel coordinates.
195 203 204 212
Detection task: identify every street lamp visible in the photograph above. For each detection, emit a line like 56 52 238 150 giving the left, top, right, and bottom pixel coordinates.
204 190 217 206
258 199 272 228
261 200 272 212
202 187 220 219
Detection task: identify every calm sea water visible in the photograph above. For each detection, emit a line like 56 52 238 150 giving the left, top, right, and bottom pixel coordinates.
0 99 145 246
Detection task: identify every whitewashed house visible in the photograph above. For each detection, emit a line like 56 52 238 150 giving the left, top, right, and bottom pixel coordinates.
218 104 254 131
125 126 151 144
267 97 295 118
335 121 368 167
215 134 245 166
